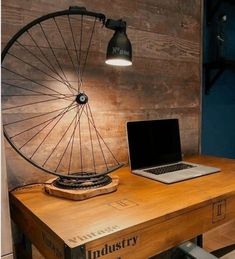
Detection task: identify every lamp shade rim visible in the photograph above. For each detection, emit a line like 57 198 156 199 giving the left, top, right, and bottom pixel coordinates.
105 58 132 66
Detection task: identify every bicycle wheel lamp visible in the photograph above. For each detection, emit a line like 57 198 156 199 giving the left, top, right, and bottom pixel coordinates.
2 6 132 200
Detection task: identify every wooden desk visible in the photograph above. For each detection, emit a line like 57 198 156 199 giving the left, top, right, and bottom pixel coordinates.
10 156 235 259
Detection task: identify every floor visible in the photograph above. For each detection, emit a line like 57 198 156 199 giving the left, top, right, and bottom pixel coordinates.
204 220 235 252
31 220 235 258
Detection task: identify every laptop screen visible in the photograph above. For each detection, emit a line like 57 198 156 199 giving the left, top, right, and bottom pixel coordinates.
127 119 182 170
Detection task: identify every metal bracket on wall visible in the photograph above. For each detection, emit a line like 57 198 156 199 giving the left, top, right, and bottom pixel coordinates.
204 60 235 94
204 61 225 94
204 0 235 94
206 0 221 24
206 0 235 24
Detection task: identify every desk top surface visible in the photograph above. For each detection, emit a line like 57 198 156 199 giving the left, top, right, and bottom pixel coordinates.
10 155 235 248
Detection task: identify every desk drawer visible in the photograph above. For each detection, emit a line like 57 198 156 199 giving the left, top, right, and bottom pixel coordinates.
85 195 235 259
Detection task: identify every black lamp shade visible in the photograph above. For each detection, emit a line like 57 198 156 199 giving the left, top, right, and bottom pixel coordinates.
105 30 132 66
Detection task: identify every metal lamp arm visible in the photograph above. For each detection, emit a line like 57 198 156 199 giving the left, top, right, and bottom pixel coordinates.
105 19 127 32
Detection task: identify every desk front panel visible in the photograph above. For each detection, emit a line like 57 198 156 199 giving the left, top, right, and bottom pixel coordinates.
85 195 235 259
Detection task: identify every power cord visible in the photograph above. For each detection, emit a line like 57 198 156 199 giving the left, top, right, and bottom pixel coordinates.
9 182 51 193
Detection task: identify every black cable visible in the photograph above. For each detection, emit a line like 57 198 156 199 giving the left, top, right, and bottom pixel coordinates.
9 182 51 193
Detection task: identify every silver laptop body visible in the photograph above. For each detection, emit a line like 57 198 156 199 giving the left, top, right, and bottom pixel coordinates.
127 119 220 184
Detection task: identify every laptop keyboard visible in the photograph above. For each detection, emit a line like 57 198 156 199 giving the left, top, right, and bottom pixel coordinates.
144 163 195 175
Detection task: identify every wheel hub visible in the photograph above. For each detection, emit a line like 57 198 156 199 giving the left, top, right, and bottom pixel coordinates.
76 93 88 104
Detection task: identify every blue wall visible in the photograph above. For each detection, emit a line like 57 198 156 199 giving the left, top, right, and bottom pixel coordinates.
201 1 235 159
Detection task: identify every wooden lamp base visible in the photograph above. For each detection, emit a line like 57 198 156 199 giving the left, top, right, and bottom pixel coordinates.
44 175 119 201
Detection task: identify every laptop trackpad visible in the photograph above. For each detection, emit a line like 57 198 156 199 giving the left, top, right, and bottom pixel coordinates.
154 170 203 183
178 170 202 177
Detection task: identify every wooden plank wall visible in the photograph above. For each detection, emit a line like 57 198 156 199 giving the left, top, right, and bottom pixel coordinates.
2 0 201 189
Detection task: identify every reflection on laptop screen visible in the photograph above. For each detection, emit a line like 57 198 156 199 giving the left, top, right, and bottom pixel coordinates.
127 119 182 170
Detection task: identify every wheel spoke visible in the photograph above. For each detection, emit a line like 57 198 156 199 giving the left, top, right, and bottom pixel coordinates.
68 112 78 174
2 96 72 111
9 102 76 139
39 23 76 94
53 17 79 87
78 106 84 173
86 103 108 170
81 17 97 81
42 105 85 167
55 111 80 172
86 103 119 165
25 32 73 89
2 81 74 99
29 102 77 159
4 105 75 126
78 15 84 89
86 104 96 173
68 15 82 92
2 94 45 96
2 67 70 98
15 40 64 84
7 51 75 86
19 105 75 150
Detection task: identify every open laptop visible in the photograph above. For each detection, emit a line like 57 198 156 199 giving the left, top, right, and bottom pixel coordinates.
126 119 220 184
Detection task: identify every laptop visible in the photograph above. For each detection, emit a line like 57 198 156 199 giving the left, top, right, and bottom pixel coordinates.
126 119 220 184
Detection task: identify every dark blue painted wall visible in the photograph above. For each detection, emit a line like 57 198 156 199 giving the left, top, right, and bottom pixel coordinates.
202 1 235 159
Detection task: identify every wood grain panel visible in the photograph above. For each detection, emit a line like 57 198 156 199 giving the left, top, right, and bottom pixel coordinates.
2 15 200 64
2 0 201 41
2 0 201 188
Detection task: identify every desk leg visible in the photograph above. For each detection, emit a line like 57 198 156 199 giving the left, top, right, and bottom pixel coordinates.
23 234 32 258
15 234 32 259
64 244 86 259
197 235 203 248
